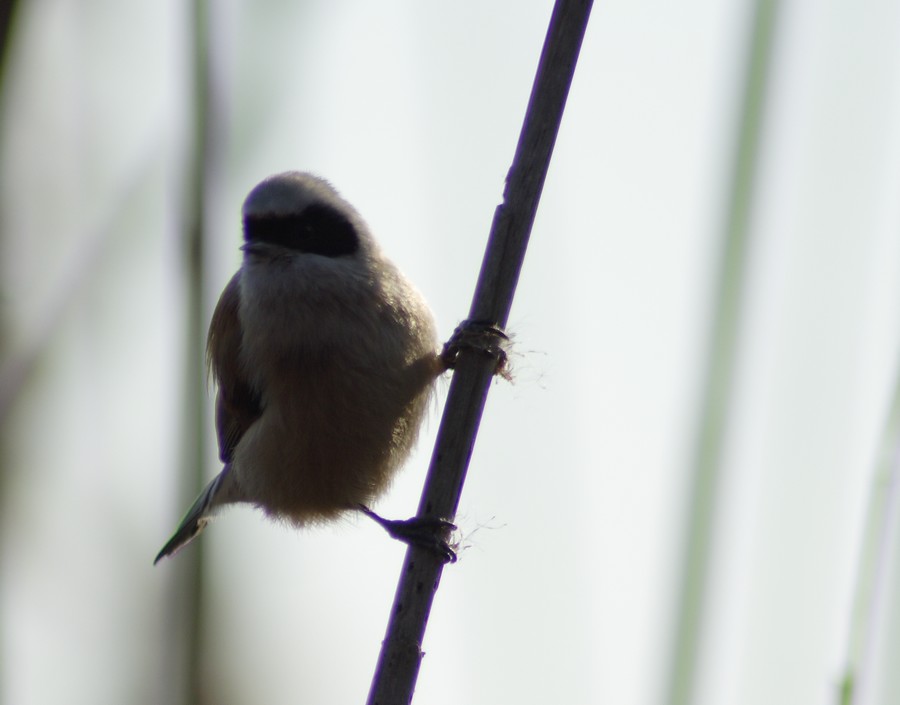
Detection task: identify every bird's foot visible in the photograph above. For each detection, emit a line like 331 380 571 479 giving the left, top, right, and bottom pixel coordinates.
358 504 457 564
440 319 510 378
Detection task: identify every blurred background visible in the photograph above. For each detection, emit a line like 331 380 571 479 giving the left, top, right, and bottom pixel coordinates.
2 1 900 704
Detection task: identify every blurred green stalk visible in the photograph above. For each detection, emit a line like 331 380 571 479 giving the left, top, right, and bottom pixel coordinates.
664 1 780 704
839 368 900 705
163 0 212 704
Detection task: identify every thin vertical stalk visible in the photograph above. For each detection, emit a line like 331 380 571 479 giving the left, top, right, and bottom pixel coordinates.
0 5 20 699
164 1 212 704
664 1 780 704
366 2 593 704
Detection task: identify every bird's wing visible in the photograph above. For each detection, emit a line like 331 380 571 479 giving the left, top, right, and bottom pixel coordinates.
206 272 263 463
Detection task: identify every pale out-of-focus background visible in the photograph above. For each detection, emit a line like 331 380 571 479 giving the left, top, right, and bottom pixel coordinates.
2 2 900 705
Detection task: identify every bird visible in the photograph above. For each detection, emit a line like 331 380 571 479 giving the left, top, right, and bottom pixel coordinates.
154 171 445 564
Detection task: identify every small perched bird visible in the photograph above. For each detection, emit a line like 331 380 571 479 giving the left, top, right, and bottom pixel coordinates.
155 172 444 563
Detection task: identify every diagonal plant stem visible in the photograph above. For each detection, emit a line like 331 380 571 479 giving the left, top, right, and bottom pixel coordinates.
366 2 593 704
0 156 157 428
838 365 900 704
